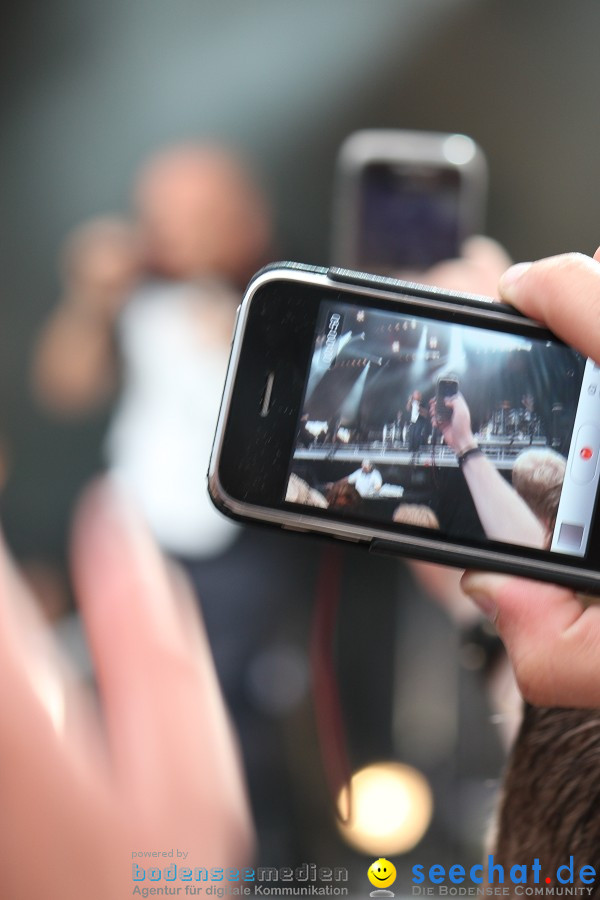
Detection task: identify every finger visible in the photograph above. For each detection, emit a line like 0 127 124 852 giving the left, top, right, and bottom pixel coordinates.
498 252 600 363
0 530 106 767
71 479 252 847
443 395 460 412
0 533 114 882
0 537 67 759
461 571 600 707
71 478 196 788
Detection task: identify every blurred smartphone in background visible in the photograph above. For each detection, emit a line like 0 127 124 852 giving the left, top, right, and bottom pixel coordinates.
330 129 487 274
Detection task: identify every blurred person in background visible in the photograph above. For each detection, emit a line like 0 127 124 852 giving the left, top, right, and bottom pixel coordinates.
31 143 325 862
33 142 271 560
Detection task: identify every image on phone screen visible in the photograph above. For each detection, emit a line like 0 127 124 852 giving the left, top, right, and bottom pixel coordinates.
286 299 598 559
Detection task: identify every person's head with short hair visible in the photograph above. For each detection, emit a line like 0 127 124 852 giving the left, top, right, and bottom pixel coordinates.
512 448 566 534
393 503 440 530
361 459 373 473
134 142 271 286
326 481 361 510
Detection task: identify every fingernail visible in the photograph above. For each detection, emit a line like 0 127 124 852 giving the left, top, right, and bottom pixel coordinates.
498 261 533 299
461 572 502 622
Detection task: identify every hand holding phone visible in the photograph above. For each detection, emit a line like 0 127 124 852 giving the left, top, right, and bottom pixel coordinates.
460 247 600 708
210 253 600 590
211 246 600 710
432 392 474 453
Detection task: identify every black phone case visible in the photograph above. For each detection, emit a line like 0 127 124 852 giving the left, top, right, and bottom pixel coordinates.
249 259 521 320
213 263 600 593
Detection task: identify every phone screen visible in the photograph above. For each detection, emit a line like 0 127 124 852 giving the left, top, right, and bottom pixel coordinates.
286 299 599 559
356 163 463 271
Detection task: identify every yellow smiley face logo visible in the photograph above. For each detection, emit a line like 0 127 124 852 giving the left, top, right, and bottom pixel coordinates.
368 858 396 889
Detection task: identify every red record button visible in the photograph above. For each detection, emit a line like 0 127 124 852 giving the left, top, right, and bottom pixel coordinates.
572 424 600 485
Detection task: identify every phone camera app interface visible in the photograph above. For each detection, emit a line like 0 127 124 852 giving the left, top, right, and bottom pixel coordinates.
287 300 594 558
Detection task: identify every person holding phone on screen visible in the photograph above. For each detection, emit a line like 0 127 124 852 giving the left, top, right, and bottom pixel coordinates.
429 390 547 549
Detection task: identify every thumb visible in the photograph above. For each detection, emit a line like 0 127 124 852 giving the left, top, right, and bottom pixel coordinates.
498 251 600 363
460 571 600 707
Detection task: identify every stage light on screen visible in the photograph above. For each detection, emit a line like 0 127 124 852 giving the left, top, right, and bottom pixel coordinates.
408 325 429 383
339 332 357 351
337 761 433 855
463 329 532 354
438 326 467 376
392 341 400 353
340 362 370 421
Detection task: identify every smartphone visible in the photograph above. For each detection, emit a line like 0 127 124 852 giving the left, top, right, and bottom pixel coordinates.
209 263 600 591
436 375 459 425
331 129 487 274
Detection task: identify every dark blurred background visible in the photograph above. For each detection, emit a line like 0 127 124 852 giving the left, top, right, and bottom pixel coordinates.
1 0 599 890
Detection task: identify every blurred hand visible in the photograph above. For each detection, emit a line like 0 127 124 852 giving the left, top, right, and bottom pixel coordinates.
62 217 142 321
32 219 140 417
430 392 475 454
421 235 512 296
0 480 253 900
461 246 600 707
